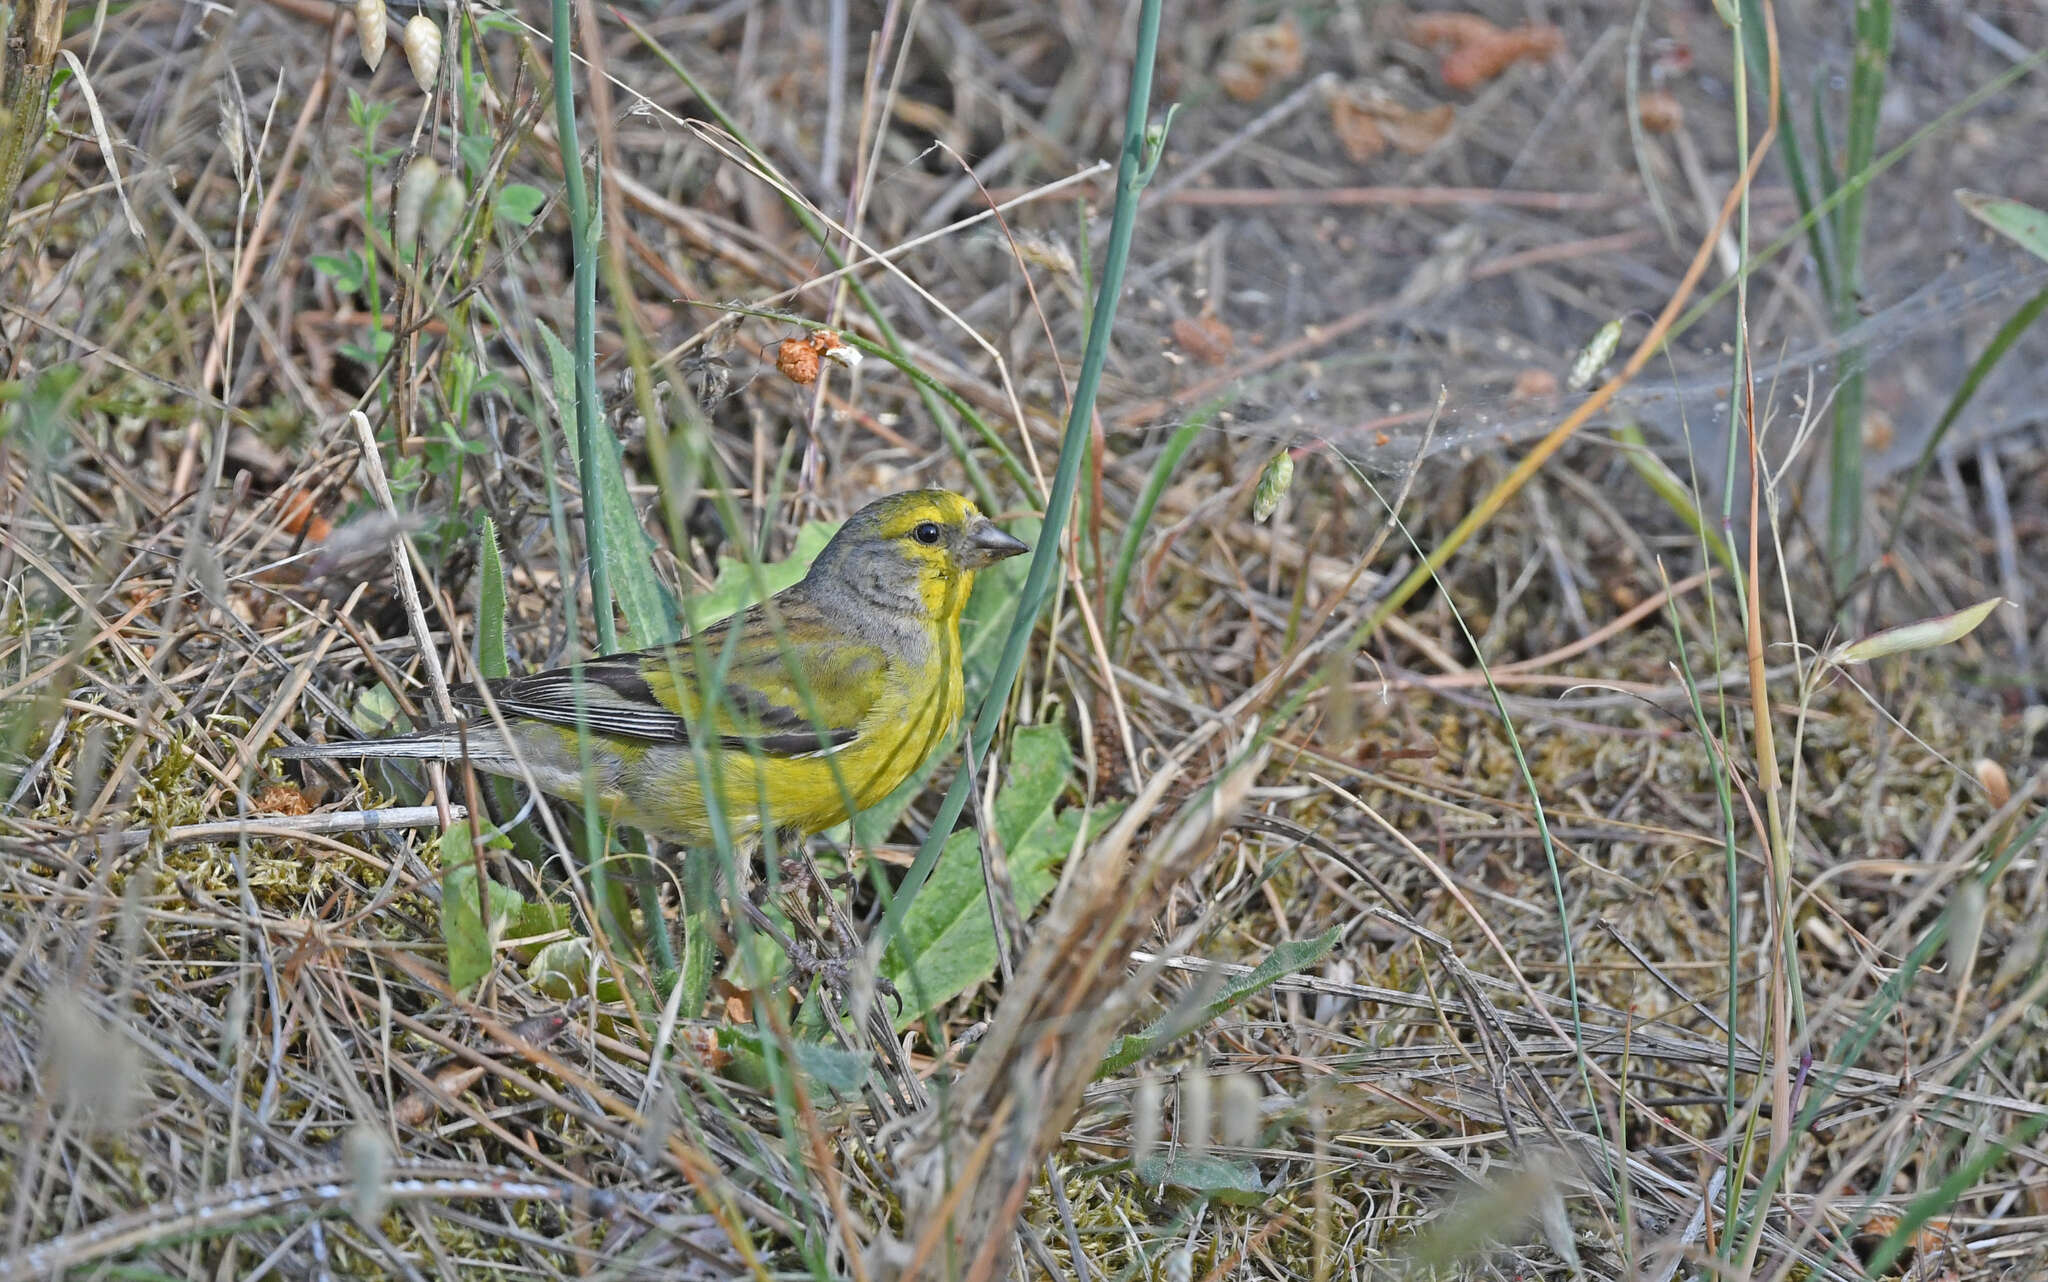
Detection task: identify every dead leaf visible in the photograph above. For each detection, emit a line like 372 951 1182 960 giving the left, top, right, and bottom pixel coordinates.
1328 92 1386 162
1216 15 1304 103
277 489 332 542
1329 85 1454 162
1441 24 1563 90
1172 314 1236 366
1407 11 1503 48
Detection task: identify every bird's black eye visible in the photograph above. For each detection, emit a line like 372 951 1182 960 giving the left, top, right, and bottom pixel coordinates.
913 521 943 545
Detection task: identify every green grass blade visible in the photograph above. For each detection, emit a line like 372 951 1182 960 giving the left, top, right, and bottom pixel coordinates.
873 0 1168 968
1881 282 2048 557
1106 412 1210 654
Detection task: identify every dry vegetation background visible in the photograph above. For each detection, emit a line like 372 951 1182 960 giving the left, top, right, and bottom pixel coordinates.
3 0 2048 1278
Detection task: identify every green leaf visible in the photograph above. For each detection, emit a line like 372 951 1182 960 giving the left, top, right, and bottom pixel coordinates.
311 252 365 294
1098 928 1343 1076
345 87 391 131
458 131 494 177
439 823 526 991
885 725 1117 1027
1132 1152 1265 1202
514 897 573 940
537 321 678 647
1958 190 2048 263
718 1027 871 1098
526 935 623 1002
476 516 509 680
688 518 840 629
351 684 406 735
495 183 547 225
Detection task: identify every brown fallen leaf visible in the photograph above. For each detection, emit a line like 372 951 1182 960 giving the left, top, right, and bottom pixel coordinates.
1407 11 1503 49
1216 14 1304 103
277 489 333 542
1441 24 1563 90
1172 314 1236 366
1329 85 1455 162
1328 92 1386 162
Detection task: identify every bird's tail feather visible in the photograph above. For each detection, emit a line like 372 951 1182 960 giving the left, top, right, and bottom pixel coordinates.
273 733 476 762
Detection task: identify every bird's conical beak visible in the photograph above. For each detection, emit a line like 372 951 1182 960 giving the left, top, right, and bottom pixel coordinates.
963 520 1029 569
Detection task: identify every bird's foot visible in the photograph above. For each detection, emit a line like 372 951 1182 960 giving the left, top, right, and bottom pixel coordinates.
767 929 903 1016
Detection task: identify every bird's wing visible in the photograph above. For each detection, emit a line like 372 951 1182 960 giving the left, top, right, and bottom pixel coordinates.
462 599 886 756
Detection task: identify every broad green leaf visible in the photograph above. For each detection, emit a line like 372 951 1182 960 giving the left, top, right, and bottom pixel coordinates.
688 518 839 630
1132 1153 1264 1202
496 183 546 225
514 897 572 940
311 252 365 294
1098 928 1344 1075
886 725 1120 1027
476 516 508 680
718 1027 870 1097
1958 190 2048 263
439 822 526 991
526 935 623 1002
457 131 494 177
537 321 678 647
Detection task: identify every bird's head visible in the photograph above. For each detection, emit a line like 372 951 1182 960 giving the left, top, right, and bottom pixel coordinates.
808 489 1029 618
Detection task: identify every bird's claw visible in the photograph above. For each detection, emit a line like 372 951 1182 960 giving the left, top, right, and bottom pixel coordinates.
777 937 902 1016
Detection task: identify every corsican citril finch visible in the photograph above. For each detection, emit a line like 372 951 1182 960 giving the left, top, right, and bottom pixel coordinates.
277 490 1028 849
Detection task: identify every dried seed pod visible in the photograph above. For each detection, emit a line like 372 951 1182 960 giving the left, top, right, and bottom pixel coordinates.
1131 1076 1163 1166
1948 878 1988 979
394 155 440 252
356 0 387 71
1218 1073 1261 1148
403 14 441 93
1977 759 2011 809
424 171 465 256
1015 233 1076 276
1829 597 2007 666
342 1123 390 1228
1179 1070 1213 1155
776 337 819 385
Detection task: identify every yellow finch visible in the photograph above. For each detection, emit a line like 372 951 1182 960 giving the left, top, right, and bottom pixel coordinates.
278 489 1028 847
